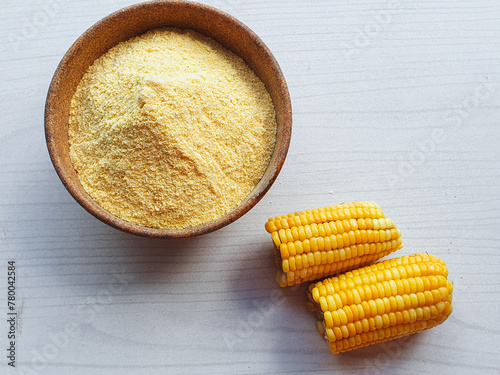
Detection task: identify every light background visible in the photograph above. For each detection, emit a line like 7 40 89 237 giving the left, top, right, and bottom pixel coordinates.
1 0 499 374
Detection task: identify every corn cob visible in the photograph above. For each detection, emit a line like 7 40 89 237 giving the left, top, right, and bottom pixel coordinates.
307 253 453 354
265 202 403 287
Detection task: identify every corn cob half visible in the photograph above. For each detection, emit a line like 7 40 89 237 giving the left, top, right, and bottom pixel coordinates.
265 202 403 287
307 253 453 354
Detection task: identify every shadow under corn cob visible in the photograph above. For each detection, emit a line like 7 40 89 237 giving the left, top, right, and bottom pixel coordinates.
307 253 453 353
265 202 403 287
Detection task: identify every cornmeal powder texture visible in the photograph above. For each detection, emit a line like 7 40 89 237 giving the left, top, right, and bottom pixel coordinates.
69 28 277 229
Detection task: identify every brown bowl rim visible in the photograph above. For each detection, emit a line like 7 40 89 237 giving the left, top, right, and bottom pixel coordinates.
44 0 292 238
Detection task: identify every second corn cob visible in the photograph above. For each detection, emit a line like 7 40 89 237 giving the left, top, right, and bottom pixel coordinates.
307 253 453 353
265 202 403 287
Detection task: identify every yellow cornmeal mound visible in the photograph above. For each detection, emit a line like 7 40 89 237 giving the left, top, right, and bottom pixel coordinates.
69 28 277 229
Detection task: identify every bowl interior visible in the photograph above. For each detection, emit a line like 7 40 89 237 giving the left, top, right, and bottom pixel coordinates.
45 0 292 238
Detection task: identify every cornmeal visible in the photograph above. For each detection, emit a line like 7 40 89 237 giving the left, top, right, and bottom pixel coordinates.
69 28 277 229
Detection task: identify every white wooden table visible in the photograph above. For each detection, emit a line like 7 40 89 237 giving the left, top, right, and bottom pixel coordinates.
1 1 499 374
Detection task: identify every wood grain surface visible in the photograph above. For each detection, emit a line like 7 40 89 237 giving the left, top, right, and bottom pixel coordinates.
1 0 499 374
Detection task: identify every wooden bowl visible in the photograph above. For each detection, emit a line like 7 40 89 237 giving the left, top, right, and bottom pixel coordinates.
45 0 292 238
